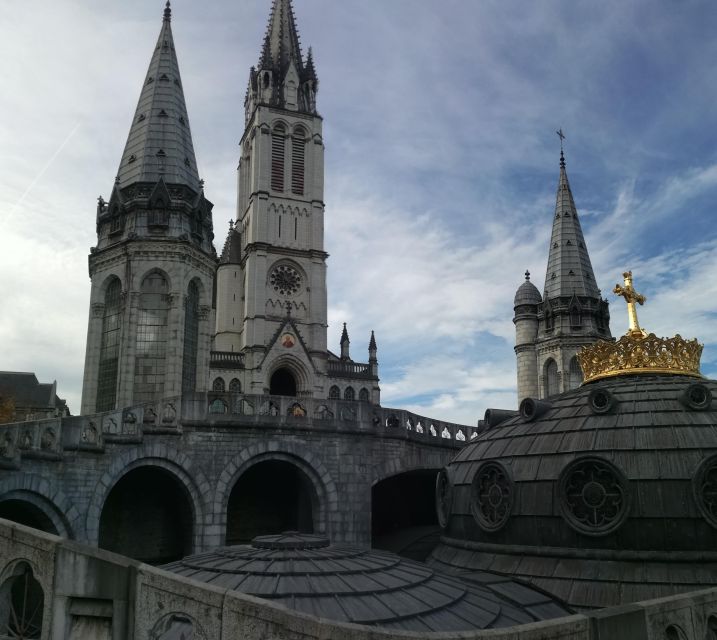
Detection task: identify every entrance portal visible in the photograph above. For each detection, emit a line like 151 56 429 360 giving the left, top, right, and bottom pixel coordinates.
99 467 193 564
226 460 315 545
270 368 297 396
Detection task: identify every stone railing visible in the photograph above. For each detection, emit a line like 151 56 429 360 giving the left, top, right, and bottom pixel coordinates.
209 351 245 369
327 360 373 379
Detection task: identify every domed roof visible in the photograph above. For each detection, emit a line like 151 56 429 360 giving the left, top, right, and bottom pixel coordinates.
514 272 542 306
163 532 569 631
432 375 717 610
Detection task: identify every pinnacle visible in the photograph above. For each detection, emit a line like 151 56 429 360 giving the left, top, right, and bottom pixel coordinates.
164 1 171 22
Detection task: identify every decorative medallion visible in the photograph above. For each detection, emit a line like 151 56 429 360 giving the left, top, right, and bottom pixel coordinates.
559 457 630 536
693 455 717 529
471 462 513 532
281 333 296 348
270 264 302 296
435 468 453 529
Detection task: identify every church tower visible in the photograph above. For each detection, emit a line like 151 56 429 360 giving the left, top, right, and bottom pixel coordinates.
80 3 216 414
212 0 379 403
514 148 611 402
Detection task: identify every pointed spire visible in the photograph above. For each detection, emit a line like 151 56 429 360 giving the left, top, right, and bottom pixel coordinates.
262 0 303 76
340 323 350 360
340 322 350 344
304 46 317 81
368 331 378 364
219 220 242 264
543 149 600 300
115 4 201 192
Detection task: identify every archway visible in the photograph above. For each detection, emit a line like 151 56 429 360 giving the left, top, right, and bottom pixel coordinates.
0 499 59 535
270 367 297 396
372 470 440 561
0 563 44 639
98 467 193 564
226 460 315 545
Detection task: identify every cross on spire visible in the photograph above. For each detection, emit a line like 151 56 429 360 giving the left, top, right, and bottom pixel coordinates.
556 128 566 167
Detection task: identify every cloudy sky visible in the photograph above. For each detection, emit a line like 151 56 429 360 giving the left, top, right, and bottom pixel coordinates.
2 0 717 425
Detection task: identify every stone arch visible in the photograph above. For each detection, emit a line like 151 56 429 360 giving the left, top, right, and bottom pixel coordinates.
85 445 209 551
267 355 311 396
135 266 172 293
543 357 559 398
372 455 448 487
0 474 79 539
215 441 339 547
187 275 208 307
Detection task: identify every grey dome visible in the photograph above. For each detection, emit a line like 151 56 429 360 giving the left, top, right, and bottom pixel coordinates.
432 374 717 610
514 278 542 307
163 532 569 631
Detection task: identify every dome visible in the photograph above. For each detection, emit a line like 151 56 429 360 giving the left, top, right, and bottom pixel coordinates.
432 375 717 610
163 532 570 631
514 276 542 307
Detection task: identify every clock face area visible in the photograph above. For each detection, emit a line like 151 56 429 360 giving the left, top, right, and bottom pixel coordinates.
270 264 302 296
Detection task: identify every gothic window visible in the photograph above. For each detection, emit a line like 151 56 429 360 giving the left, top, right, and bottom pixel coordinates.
291 127 306 196
97 277 122 412
344 386 356 401
570 306 582 328
568 356 583 390
544 358 559 398
359 388 369 402
212 377 225 392
181 281 200 394
229 378 241 393
133 272 169 404
271 123 286 192
329 385 340 399
0 563 44 639
545 308 554 331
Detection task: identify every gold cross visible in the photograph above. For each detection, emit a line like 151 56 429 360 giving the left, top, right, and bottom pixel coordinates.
613 271 647 337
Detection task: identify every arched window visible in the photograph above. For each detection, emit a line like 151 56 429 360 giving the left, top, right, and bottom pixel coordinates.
291 127 306 196
0 563 44 638
568 356 583 390
212 377 225 392
544 359 559 398
97 277 122 412
229 378 241 393
181 281 200 394
359 388 370 402
133 272 169 404
570 305 582 328
545 308 554 331
329 385 340 399
271 123 286 192
344 386 355 401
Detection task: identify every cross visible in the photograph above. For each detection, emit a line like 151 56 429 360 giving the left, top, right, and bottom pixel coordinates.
613 271 647 337
556 128 566 153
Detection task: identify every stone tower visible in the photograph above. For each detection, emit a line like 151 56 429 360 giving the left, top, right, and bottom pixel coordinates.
513 150 611 402
80 3 216 414
212 0 379 403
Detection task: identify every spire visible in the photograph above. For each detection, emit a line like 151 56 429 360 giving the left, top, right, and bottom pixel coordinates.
115 4 201 192
219 220 242 264
340 323 350 360
543 150 600 300
262 0 303 78
368 331 378 367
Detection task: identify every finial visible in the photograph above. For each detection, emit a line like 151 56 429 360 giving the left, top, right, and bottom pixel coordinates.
556 128 566 168
525 270 531 281
164 1 171 22
229 219 234 230
613 271 647 338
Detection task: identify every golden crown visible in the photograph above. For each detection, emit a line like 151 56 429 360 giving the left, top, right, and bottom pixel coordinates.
577 271 703 383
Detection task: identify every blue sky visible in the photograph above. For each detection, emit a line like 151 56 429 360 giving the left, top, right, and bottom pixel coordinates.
2 0 717 424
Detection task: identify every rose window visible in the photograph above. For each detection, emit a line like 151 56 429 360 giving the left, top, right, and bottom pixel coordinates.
693 455 717 529
270 265 301 296
471 462 513 532
559 457 630 535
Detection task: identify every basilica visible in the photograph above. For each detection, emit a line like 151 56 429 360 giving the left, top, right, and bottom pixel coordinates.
1 2 717 639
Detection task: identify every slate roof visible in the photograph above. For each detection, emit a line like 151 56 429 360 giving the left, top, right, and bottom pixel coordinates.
432 374 717 610
116 3 201 192
163 532 570 631
514 272 542 306
543 152 600 300
219 225 242 264
0 372 66 411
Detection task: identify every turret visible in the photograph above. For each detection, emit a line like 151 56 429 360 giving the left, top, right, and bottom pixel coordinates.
368 331 378 377
514 271 541 402
215 220 243 353
340 323 350 360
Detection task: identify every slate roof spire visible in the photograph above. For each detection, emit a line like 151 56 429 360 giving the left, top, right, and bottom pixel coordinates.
115 2 201 192
263 0 304 78
543 150 600 300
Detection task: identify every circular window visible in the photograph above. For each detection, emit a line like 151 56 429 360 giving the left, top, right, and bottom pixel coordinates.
270 264 302 296
471 462 513 532
693 455 717 529
435 468 453 529
681 382 712 411
588 388 616 414
559 457 630 536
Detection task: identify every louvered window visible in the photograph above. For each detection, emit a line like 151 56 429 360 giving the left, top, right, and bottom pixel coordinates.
271 124 286 192
291 130 305 195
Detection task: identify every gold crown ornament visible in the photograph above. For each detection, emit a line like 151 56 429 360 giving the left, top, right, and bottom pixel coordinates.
577 271 703 383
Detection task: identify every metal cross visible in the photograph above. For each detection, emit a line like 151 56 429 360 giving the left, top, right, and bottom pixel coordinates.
556 128 566 152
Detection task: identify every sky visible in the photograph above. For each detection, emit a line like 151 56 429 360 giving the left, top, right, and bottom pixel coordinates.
2 0 717 425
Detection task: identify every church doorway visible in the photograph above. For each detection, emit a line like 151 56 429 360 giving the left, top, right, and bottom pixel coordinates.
226 459 315 545
98 467 193 564
371 469 440 561
0 499 59 535
270 367 297 396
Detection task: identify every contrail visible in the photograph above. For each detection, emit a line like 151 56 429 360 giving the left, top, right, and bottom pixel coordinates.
3 121 82 224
